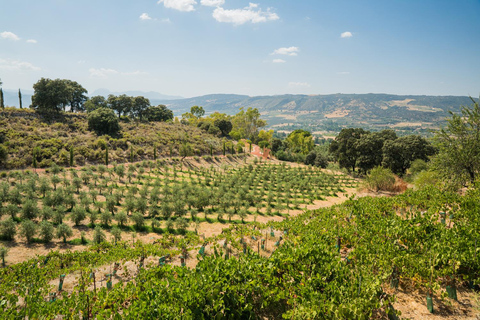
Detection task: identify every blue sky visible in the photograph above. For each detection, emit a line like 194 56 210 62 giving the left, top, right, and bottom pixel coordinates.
1 0 479 98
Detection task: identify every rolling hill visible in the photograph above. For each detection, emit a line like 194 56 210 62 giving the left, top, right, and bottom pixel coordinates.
158 93 473 136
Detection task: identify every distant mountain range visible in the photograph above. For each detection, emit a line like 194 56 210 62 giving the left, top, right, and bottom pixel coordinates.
91 89 183 101
1 88 473 135
158 93 474 135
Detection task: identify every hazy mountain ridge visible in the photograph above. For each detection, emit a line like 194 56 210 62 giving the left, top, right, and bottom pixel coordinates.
158 93 473 135
91 89 183 101
159 93 472 114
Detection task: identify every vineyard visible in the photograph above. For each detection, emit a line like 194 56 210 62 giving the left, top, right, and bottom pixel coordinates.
0 158 479 319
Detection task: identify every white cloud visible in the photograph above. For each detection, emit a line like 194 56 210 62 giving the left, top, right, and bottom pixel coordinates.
272 59 286 63
1 31 20 41
158 0 197 12
139 13 152 20
89 68 147 78
337 71 350 75
89 68 118 78
271 46 299 56
289 82 311 88
340 31 352 38
212 3 279 25
161 18 172 23
201 0 224 6
0 58 40 71
26 39 37 44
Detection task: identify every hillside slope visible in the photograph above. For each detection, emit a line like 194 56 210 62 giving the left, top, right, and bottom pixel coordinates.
0 109 223 169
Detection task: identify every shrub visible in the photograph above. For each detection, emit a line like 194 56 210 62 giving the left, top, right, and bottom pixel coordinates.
131 212 145 230
0 217 17 240
93 226 106 244
0 246 8 266
71 206 87 226
409 159 428 176
304 151 317 166
363 166 396 192
414 171 439 189
56 223 73 243
111 226 122 243
0 144 7 167
100 211 112 227
87 107 120 136
39 220 55 243
175 217 189 232
115 211 128 227
314 153 329 169
20 220 37 243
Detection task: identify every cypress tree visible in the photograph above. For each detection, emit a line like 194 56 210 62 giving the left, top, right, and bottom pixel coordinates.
18 89 22 109
32 148 37 169
69 147 74 167
153 145 157 160
223 141 226 156
130 145 134 162
231 144 235 155
105 144 109 166
0 88 4 110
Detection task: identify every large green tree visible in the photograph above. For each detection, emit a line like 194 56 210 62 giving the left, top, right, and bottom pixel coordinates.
31 78 88 114
108 94 132 118
85 95 107 113
382 135 435 175
433 97 480 184
329 128 369 172
132 96 150 119
286 129 314 155
356 130 397 174
214 119 233 137
230 107 267 141
144 105 174 122
65 80 88 112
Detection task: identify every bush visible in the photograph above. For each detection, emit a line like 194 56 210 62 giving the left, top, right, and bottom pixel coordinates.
56 223 73 243
39 220 55 243
20 220 37 243
21 199 39 220
409 159 428 176
93 226 106 244
111 226 122 243
414 171 439 189
131 212 145 230
100 211 112 227
0 144 7 167
304 151 317 166
71 206 87 226
115 211 128 227
314 153 328 168
0 217 17 240
363 167 396 192
0 246 8 266
88 107 120 136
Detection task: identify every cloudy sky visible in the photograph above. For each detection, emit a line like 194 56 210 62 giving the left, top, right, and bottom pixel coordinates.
1 0 479 98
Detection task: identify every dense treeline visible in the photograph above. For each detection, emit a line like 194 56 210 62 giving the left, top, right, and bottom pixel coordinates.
329 128 436 175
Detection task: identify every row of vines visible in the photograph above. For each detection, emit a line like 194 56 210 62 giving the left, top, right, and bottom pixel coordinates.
0 182 478 318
